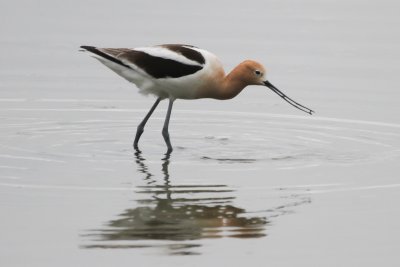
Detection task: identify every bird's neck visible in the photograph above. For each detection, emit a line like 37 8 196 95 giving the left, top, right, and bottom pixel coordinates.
217 66 248 100
194 64 248 100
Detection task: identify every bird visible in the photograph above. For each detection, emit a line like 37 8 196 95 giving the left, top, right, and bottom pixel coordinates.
80 44 314 154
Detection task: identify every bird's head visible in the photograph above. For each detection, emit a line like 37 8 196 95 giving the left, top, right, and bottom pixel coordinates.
239 60 267 86
240 60 314 115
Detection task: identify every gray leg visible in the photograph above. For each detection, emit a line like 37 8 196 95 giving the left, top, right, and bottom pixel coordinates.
133 97 161 150
162 99 174 154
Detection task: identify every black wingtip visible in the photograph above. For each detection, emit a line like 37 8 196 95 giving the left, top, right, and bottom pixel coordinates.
80 45 94 49
79 45 95 52
79 45 131 69
80 45 96 51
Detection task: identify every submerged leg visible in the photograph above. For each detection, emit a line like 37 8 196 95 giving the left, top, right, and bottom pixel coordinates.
133 97 162 150
162 99 174 154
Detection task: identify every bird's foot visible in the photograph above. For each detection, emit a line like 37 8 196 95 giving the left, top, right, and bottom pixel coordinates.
165 146 173 155
133 142 141 152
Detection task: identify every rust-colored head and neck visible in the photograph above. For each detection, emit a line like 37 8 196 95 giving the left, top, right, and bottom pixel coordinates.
219 60 267 100
194 59 313 114
195 60 266 100
196 60 314 114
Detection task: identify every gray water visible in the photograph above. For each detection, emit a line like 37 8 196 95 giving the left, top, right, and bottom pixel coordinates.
1 0 400 266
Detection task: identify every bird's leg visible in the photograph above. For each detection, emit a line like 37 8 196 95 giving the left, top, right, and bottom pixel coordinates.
133 97 162 150
162 99 174 154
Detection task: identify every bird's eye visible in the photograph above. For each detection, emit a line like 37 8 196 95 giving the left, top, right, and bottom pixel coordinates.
255 70 261 76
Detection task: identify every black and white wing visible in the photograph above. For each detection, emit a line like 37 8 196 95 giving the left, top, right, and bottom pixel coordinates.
80 44 206 79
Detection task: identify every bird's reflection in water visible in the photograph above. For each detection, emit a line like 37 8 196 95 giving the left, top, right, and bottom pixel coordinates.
84 152 267 255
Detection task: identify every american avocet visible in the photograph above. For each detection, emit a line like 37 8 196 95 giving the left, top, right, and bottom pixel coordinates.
80 44 314 154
